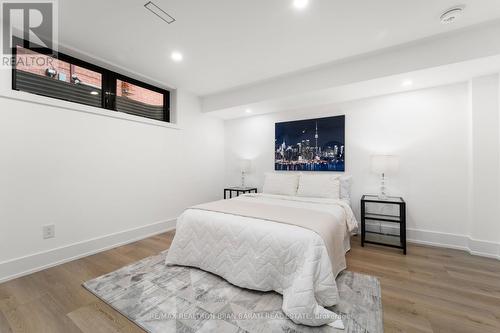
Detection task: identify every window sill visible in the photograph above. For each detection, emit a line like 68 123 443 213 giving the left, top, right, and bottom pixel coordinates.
0 90 181 130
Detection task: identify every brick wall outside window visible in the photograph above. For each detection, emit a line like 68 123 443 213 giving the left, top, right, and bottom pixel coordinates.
116 80 163 106
16 46 102 88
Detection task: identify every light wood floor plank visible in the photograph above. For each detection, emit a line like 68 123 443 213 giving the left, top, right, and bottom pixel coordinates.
68 301 143 333
0 310 13 333
2 292 82 333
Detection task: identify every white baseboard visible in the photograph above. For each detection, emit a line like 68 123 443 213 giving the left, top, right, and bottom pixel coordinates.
2 221 498 284
0 219 176 284
408 228 500 259
365 222 500 259
407 228 468 251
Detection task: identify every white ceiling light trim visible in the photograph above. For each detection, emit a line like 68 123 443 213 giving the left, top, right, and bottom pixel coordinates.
293 0 309 10
171 51 183 62
401 79 413 87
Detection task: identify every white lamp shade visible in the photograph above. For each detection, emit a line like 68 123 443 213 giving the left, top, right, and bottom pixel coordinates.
240 159 252 173
371 155 399 174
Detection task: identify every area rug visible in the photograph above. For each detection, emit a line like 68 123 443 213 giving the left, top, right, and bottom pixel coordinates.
83 251 383 333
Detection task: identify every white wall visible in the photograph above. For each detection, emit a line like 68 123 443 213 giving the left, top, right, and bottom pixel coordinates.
0 85 225 282
469 75 500 249
1 71 498 284
224 82 500 258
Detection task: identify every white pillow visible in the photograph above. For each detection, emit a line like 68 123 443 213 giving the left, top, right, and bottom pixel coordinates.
297 173 341 199
262 173 300 196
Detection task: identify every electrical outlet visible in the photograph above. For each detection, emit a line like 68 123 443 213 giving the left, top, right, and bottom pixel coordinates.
42 224 55 239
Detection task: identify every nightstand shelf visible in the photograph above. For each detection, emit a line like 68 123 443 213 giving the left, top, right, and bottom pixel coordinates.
361 195 407 254
363 213 401 223
224 187 257 199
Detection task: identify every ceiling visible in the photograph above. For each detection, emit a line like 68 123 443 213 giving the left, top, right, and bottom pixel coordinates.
58 0 500 95
209 54 500 119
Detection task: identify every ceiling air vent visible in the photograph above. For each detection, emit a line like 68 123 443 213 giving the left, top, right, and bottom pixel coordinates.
144 1 176 24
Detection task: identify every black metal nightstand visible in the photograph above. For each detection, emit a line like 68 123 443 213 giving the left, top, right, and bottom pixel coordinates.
361 195 406 254
224 186 257 199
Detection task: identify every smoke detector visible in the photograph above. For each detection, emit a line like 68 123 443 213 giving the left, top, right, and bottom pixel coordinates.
440 6 465 24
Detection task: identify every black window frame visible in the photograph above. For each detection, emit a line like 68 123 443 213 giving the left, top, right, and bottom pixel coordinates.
11 36 170 123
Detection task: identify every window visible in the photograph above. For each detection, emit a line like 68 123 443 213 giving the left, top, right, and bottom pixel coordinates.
12 37 170 122
14 45 103 108
115 79 167 122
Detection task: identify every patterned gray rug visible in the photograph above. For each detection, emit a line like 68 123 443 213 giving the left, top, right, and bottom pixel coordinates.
83 252 383 333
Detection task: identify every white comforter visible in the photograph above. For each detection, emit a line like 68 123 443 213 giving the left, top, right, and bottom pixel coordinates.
165 193 358 327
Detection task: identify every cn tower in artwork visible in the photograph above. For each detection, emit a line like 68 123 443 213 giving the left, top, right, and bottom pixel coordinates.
314 121 319 157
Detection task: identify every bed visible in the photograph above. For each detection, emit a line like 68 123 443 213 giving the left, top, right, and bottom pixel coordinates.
165 174 357 328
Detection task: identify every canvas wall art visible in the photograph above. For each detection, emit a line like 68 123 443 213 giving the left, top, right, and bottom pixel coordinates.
275 115 345 171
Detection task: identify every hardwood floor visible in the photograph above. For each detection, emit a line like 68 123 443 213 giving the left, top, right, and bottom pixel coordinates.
1 231 499 332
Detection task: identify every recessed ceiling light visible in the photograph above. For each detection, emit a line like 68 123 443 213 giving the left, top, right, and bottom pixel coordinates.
90 91 99 95
440 6 465 24
171 51 183 62
402 79 413 87
293 0 309 10
245 108 252 114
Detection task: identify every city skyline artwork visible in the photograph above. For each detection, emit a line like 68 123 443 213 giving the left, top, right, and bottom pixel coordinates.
275 115 345 171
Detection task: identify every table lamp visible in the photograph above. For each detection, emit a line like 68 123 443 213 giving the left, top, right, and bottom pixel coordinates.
371 155 399 199
240 159 252 187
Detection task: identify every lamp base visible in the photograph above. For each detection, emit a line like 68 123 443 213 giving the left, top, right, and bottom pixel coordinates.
379 173 388 200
